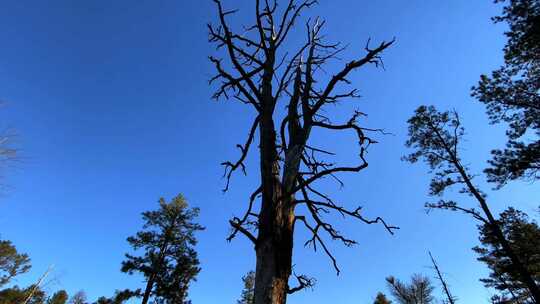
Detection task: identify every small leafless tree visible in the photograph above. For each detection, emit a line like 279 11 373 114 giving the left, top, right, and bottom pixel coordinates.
428 252 456 304
208 1 396 303
0 104 18 192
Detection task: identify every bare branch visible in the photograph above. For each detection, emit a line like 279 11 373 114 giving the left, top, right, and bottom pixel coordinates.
222 116 260 191
287 273 315 294
297 196 399 235
227 186 262 242
292 111 375 193
294 176 398 275
229 219 257 244
295 215 340 274
209 56 261 111
212 0 264 101
276 0 318 48
310 39 395 116
426 200 489 225
209 24 265 66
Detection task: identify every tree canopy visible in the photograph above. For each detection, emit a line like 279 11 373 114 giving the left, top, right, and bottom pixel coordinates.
92 290 137 304
472 0 540 186
0 285 46 304
386 275 435 304
0 239 31 287
473 207 540 303
374 292 392 304
48 290 69 304
238 271 255 304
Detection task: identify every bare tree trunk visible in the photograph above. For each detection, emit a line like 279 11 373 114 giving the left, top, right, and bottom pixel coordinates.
455 163 540 303
141 233 172 304
254 213 294 304
429 252 455 304
254 109 296 304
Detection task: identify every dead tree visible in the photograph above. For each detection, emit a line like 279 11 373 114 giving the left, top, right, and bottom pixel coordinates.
208 1 396 303
428 252 456 304
0 110 17 191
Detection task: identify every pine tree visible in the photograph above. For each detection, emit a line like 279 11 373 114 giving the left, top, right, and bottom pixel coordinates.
374 292 392 304
92 290 138 304
237 271 255 304
473 208 540 303
0 285 46 304
69 291 87 304
403 105 540 301
386 275 435 304
48 290 68 304
121 194 204 304
0 239 31 287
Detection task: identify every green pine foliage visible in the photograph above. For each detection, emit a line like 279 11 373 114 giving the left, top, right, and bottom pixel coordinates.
0 239 31 287
121 194 204 304
48 290 69 304
0 285 46 304
472 0 540 187
473 208 540 303
386 275 435 304
237 271 255 304
92 290 139 304
374 292 392 304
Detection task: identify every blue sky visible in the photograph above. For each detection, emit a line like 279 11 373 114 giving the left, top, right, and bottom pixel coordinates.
0 0 538 303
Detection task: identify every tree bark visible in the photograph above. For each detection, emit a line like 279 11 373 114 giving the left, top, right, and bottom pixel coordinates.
253 104 297 304
141 225 174 304
486 216 540 303
455 162 540 303
429 252 455 304
141 275 155 304
253 208 294 304
432 124 540 304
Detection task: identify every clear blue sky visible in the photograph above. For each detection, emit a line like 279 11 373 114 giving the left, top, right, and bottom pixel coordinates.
0 1 538 303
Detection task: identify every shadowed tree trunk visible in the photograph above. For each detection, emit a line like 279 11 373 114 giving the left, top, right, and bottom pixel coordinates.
255 108 292 304
209 1 397 303
141 275 155 304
